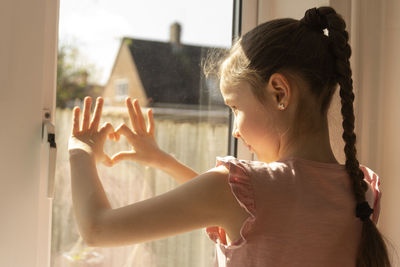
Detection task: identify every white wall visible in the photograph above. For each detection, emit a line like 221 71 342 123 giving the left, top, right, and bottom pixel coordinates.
375 0 400 264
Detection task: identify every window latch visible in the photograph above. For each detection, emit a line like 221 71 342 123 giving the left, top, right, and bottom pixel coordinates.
42 109 57 199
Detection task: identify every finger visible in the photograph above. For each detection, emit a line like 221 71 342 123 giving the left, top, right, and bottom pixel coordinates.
115 123 134 140
103 154 113 167
133 99 146 133
115 132 120 141
81 96 92 131
126 97 142 134
111 151 136 164
109 132 120 141
108 132 118 141
147 108 155 137
89 97 104 131
99 122 115 142
72 106 81 135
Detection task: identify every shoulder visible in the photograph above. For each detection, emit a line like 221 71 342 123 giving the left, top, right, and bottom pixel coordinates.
216 156 291 185
201 165 253 228
164 164 249 227
147 165 237 226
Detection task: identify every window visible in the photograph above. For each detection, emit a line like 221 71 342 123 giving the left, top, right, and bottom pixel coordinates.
54 0 233 266
114 78 129 101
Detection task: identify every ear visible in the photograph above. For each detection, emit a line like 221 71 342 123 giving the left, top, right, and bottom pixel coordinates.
266 73 291 107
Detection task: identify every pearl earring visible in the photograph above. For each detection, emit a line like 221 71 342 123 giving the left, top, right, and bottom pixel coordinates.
278 103 285 110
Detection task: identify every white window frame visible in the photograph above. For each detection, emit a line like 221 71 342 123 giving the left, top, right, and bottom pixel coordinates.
0 0 59 266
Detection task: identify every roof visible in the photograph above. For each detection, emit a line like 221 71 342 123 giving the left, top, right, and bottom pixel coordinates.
125 37 227 107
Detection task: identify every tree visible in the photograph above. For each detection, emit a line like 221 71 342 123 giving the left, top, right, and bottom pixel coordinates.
57 43 103 109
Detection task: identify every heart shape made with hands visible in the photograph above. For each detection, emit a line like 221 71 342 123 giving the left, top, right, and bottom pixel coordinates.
103 125 141 165
69 96 160 168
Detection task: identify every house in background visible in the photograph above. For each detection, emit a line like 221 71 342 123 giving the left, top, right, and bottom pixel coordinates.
102 22 228 110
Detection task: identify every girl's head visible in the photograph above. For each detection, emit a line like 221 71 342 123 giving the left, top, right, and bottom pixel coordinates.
213 6 392 266
220 8 340 163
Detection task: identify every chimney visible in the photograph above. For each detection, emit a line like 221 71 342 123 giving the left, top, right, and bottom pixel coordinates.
169 22 181 45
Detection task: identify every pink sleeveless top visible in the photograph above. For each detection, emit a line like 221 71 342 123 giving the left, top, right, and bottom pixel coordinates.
205 156 382 267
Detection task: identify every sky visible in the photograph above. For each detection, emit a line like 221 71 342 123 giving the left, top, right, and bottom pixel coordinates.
58 0 234 85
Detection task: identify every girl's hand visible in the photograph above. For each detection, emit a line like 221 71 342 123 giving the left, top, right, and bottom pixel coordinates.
111 97 162 167
68 96 115 167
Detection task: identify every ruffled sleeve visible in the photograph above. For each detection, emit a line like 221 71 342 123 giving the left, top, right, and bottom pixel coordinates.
359 164 382 224
205 156 256 248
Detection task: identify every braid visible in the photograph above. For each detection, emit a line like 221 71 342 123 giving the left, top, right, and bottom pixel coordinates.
302 6 369 215
318 7 369 204
301 7 392 266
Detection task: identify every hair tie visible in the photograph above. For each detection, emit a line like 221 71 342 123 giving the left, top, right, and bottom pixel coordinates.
355 201 374 221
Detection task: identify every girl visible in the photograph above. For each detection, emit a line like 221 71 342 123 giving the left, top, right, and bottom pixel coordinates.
68 6 392 267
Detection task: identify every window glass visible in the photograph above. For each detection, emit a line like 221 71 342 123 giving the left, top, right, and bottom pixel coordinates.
53 0 233 266
115 78 129 101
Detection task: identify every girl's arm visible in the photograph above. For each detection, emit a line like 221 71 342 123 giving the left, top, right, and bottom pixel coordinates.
70 149 233 247
153 151 199 184
69 151 112 245
68 96 116 244
90 164 234 247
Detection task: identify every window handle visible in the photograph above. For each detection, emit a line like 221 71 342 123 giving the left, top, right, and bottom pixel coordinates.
42 109 57 199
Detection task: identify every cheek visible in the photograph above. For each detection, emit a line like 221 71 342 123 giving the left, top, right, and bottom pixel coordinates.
248 111 277 142
254 118 273 139
237 112 263 137
236 113 250 130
